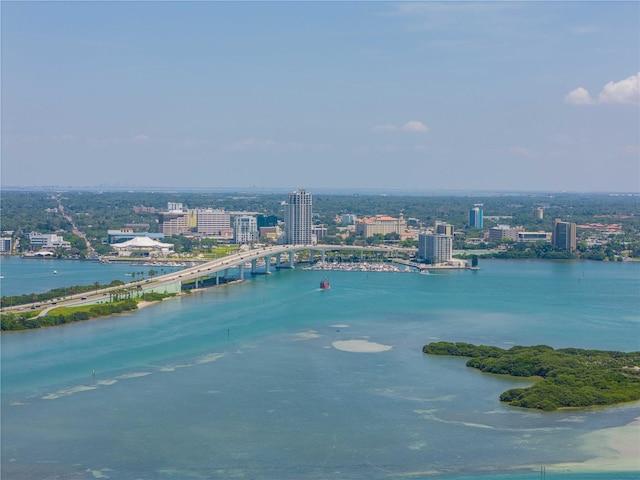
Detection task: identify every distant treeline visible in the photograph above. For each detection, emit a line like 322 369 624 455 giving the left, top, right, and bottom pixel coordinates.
0 279 126 308
423 341 640 411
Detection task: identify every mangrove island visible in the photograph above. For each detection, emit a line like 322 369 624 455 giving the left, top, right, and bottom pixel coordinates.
423 341 640 411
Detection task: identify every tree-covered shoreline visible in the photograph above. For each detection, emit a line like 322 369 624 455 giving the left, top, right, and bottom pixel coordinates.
423 341 640 411
1 292 176 331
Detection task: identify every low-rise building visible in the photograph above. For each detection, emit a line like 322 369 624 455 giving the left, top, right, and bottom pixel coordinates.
111 236 174 257
27 232 71 250
108 229 164 244
0 237 12 253
488 226 521 243
517 231 551 242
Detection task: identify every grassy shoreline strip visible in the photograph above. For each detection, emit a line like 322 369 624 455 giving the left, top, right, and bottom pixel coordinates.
1 292 176 331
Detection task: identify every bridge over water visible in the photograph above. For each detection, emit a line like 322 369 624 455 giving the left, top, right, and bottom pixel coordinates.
5 245 414 315
148 243 414 290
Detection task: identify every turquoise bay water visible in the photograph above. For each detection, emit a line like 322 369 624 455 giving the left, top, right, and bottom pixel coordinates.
1 258 639 479
0 256 184 297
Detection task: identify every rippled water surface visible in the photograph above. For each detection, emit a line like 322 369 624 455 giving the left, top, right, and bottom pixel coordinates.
2 258 639 479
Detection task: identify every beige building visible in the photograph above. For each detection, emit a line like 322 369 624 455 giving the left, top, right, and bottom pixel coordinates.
355 213 406 237
159 212 190 236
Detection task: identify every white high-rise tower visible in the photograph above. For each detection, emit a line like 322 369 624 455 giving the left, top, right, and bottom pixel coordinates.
284 189 313 245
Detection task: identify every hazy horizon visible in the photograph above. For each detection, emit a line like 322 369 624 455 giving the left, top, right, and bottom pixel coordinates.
2 2 639 192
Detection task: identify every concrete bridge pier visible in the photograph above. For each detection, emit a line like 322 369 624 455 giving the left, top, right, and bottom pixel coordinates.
289 252 295 268
275 254 281 268
216 271 220 285
224 268 229 281
321 250 326 264
239 264 245 280
251 258 257 274
265 255 271 274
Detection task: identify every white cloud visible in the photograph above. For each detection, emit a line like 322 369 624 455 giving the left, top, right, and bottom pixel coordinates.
565 72 640 106
598 72 640 105
564 87 593 105
132 134 150 142
372 124 397 133
402 120 429 133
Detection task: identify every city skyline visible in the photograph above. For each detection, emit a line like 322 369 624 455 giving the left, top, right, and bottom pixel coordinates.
2 1 639 192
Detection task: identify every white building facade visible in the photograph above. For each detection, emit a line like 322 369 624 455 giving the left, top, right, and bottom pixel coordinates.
234 215 259 244
418 233 453 264
284 189 313 245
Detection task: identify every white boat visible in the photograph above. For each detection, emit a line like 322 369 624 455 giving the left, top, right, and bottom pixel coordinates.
53 270 58 275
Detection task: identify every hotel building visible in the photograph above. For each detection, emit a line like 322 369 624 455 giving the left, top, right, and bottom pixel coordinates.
355 213 406 237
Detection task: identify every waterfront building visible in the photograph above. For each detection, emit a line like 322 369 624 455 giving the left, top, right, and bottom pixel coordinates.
27 232 71 250
107 229 164 244
435 221 454 236
488 226 521 243
355 213 406 237
0 237 12 253
418 233 453 264
197 209 231 236
469 206 483 229
234 215 259 244
111 236 174 257
167 202 184 212
284 189 313 245
517 231 551 242
552 219 577 251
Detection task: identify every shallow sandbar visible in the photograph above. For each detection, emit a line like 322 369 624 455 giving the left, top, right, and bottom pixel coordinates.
332 339 392 353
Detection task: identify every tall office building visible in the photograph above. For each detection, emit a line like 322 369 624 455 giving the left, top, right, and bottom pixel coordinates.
418 233 453 265
284 189 313 245
469 206 483 229
552 219 576 251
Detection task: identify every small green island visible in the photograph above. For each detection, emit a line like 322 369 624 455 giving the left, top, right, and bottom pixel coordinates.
423 341 640 411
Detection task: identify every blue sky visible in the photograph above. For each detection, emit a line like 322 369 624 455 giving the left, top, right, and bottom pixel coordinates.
2 1 639 192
